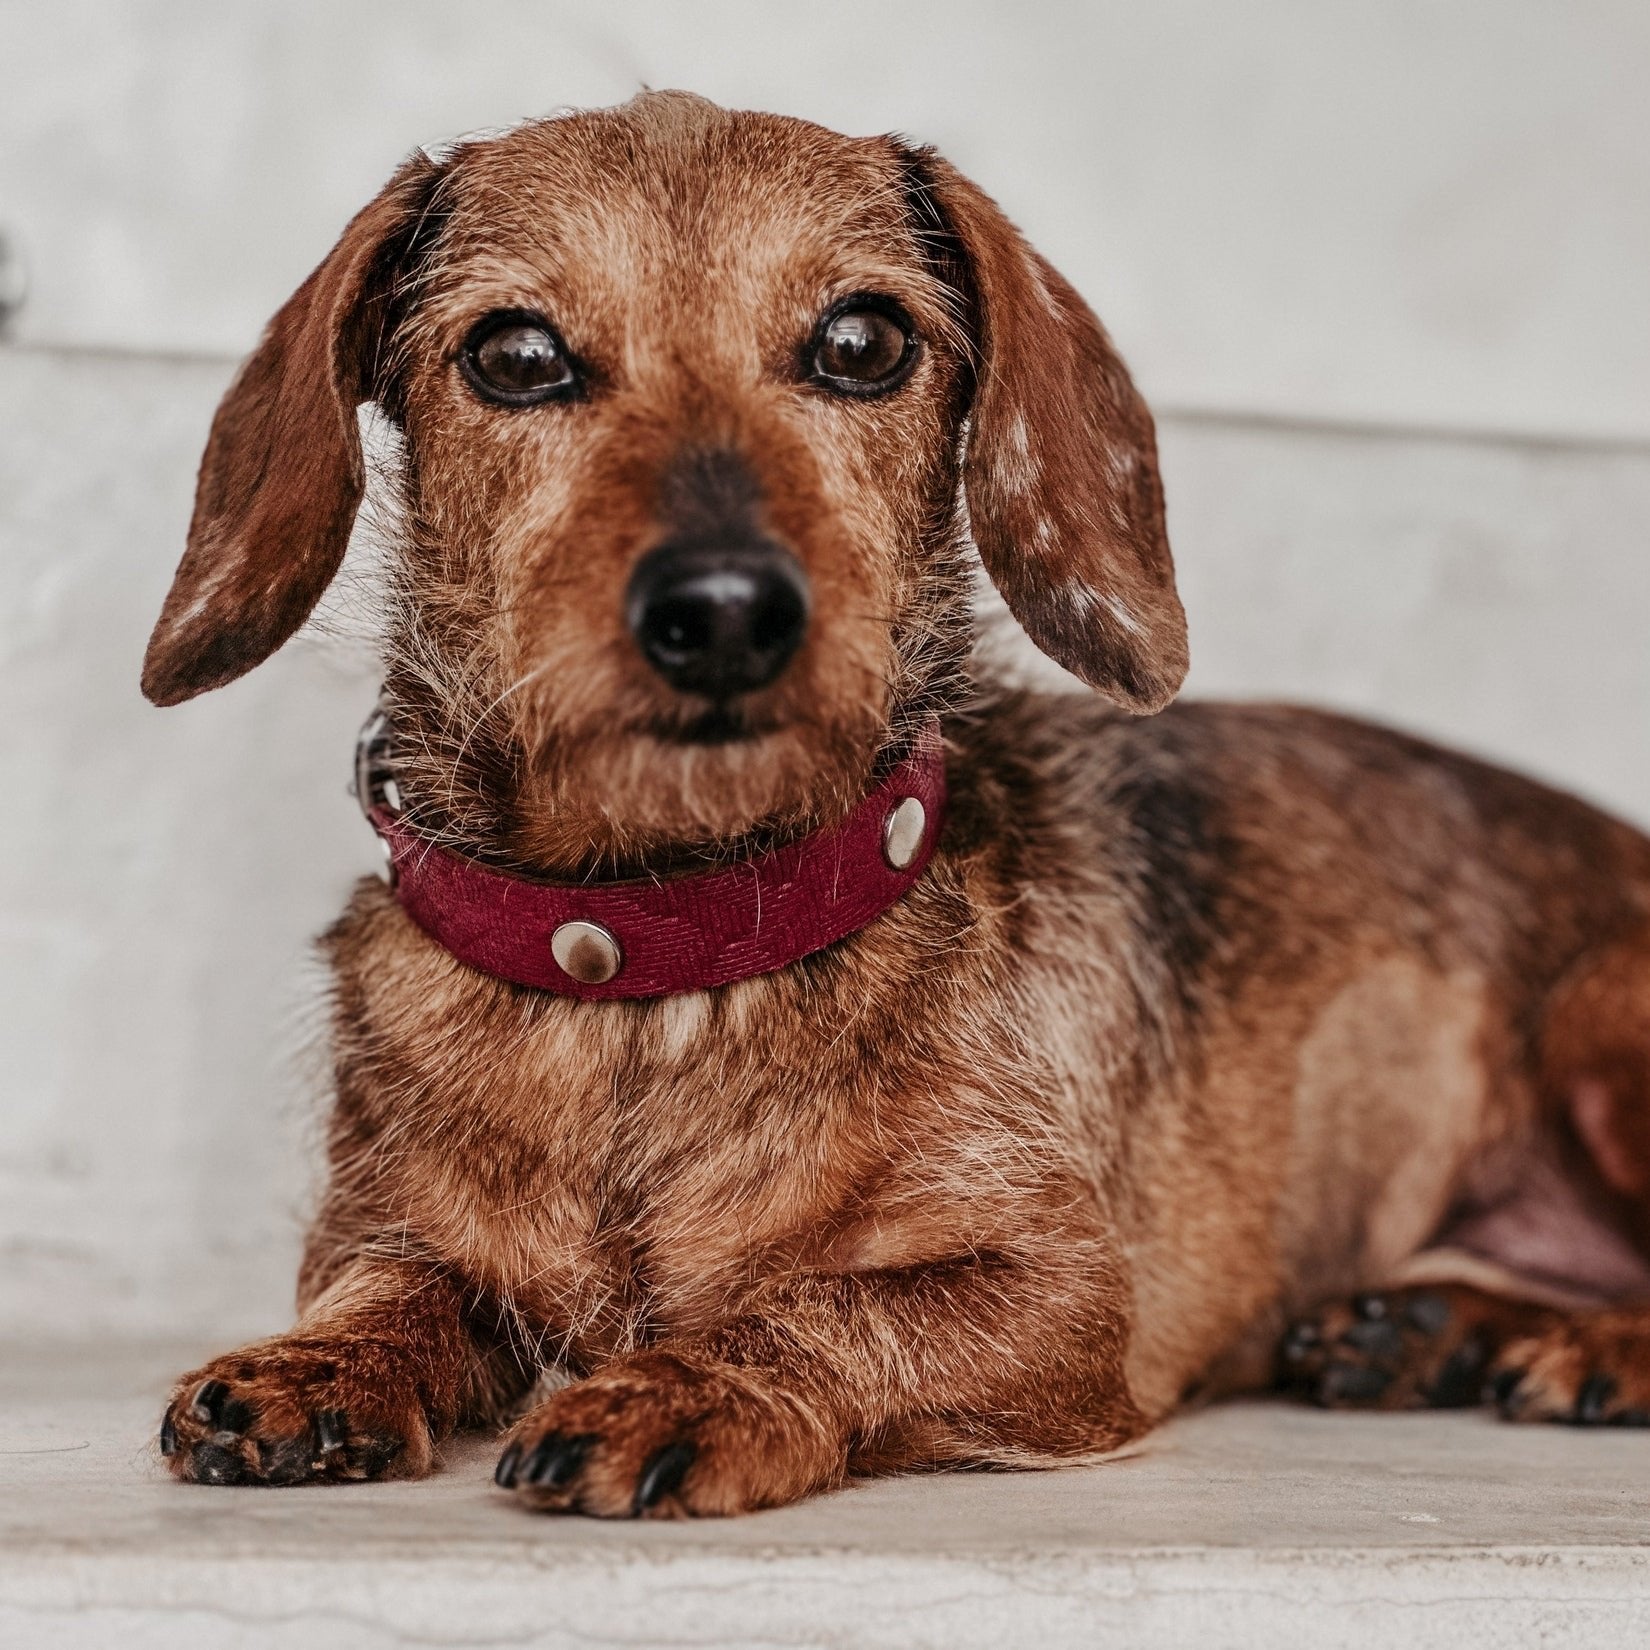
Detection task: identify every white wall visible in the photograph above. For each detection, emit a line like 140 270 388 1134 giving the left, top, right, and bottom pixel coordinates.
2 1 1648 1341
4 0 1648 439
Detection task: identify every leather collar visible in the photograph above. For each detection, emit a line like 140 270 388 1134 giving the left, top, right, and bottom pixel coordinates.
356 709 947 1001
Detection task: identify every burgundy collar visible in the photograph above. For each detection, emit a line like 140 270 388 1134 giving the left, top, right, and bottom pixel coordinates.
357 713 947 1001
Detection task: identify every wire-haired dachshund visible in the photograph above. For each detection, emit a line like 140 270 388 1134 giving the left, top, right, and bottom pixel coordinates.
142 91 1650 1514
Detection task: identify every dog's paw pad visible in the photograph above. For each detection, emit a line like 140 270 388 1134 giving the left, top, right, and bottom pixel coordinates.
1418 1332 1493 1408
187 1442 249 1485
1314 1359 1393 1404
1279 1286 1504 1412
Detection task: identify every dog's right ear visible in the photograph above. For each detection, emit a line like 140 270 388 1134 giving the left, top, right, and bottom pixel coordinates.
141 153 444 706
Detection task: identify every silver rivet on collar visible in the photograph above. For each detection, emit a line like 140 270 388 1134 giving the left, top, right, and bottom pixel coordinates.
882 796 927 871
551 920 623 985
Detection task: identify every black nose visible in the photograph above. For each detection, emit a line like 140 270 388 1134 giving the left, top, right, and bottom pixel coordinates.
626 541 809 697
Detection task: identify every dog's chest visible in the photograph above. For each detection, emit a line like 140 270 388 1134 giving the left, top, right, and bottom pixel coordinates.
332 898 888 1355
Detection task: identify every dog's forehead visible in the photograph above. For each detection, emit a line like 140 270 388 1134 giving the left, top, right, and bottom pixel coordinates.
430 95 921 323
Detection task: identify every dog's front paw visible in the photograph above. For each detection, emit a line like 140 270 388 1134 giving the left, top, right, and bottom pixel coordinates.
159 1334 434 1485
493 1350 843 1517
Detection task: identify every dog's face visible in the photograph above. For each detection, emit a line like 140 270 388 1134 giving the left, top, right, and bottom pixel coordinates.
143 92 1188 866
382 99 972 859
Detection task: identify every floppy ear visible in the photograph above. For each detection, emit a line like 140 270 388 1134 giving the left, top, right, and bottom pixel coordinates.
900 147 1187 713
141 153 444 706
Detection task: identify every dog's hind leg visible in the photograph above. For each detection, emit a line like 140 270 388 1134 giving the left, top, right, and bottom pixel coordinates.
1489 928 1650 1424
1282 927 1650 1424
157 1257 522 1484
1541 928 1650 1254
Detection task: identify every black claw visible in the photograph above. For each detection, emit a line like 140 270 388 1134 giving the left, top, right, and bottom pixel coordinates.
1402 1292 1452 1337
519 1434 557 1485
218 1397 255 1435
1609 1408 1650 1427
189 1379 230 1425
1341 1317 1403 1360
634 1441 696 1513
494 1441 524 1489
1423 1335 1489 1409
314 1409 348 1455
1317 1360 1392 1405
159 1410 178 1457
1573 1373 1617 1426
1490 1365 1526 1412
185 1379 252 1435
520 1432 593 1490
189 1442 246 1486
1352 1292 1388 1322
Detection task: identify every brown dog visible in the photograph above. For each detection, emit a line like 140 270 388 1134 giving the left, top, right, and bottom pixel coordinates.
142 92 1650 1515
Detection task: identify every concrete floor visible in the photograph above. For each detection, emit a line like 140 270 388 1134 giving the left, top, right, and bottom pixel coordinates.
2 1343 1647 1648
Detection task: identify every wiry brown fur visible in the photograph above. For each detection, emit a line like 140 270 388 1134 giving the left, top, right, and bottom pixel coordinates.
148 93 1650 1513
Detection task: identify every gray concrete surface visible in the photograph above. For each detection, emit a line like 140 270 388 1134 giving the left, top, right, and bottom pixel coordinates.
2 1344 1647 1648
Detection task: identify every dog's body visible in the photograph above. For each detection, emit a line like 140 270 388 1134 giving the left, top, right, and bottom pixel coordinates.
146 93 1650 1512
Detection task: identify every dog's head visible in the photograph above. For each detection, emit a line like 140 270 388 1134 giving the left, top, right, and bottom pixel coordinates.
143 91 1186 867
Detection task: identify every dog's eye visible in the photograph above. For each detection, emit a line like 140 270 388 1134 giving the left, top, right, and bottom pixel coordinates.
459 313 578 405
809 300 916 396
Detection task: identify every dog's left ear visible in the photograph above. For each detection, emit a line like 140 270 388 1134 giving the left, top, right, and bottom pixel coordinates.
898 145 1188 713
141 152 444 706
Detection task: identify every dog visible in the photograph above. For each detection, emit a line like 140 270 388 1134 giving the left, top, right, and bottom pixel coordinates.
142 91 1650 1515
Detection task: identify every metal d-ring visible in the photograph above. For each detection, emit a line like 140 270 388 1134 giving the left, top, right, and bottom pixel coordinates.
351 699 403 822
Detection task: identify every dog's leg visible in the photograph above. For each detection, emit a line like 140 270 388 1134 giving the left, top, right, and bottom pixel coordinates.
494 1247 1141 1517
1279 1283 1650 1424
1482 928 1650 1425
1283 925 1650 1421
159 1259 512 1485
